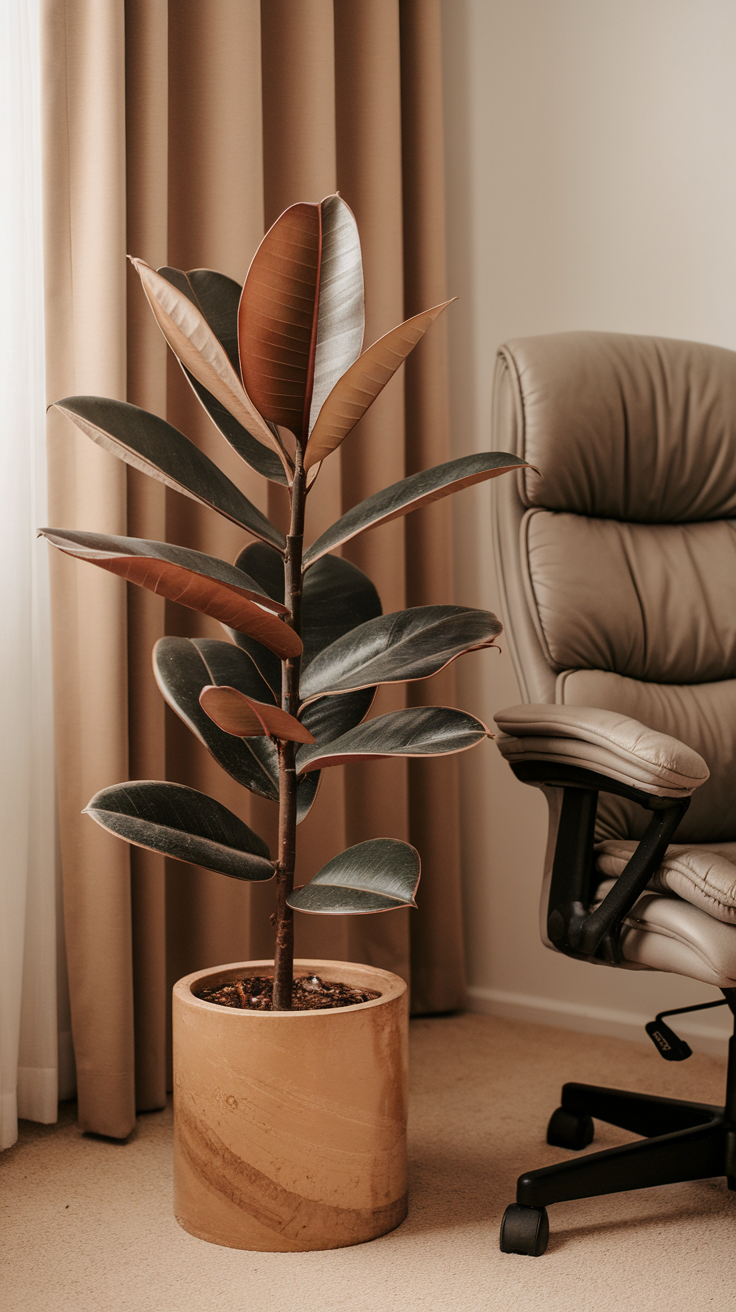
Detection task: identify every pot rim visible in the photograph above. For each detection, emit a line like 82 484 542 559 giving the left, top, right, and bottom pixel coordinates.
174 958 407 1018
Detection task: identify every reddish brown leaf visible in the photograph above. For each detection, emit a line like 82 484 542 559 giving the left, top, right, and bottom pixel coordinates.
238 203 322 444
200 685 316 743
303 301 454 469
39 529 302 660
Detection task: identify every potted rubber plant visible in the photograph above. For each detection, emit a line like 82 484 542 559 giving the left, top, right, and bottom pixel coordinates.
40 196 526 1252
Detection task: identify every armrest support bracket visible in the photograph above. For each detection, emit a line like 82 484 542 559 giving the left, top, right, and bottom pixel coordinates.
509 760 691 964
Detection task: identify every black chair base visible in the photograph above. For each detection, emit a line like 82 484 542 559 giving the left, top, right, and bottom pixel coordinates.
500 1029 736 1256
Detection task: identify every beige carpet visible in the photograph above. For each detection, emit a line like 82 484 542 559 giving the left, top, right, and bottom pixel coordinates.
2 1014 735 1312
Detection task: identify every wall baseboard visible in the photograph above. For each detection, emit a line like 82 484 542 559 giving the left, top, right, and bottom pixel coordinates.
467 985 732 1059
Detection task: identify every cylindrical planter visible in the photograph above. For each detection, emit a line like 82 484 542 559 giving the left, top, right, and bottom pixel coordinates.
173 958 408 1252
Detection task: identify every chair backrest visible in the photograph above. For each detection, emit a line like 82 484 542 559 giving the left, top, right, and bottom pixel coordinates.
491 331 736 846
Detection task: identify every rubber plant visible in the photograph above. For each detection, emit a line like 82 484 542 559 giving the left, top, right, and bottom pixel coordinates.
40 196 526 1009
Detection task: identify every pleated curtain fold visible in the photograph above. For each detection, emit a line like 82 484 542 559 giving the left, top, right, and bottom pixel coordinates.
42 0 465 1140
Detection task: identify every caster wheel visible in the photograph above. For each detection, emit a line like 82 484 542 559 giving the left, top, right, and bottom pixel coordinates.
547 1106 594 1151
500 1204 549 1256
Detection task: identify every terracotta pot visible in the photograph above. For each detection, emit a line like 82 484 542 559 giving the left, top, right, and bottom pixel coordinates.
172 958 408 1252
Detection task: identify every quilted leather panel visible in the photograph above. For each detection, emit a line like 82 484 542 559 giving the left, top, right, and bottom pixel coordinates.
596 840 736 924
558 668 736 844
501 332 736 522
526 510 736 683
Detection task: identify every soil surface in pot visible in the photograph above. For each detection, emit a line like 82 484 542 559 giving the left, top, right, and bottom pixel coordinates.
195 973 381 1011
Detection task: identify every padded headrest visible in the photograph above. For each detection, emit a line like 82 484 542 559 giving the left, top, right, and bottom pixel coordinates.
499 331 736 522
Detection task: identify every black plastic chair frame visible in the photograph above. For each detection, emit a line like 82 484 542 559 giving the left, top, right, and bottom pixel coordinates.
499 762 736 1257
510 760 691 965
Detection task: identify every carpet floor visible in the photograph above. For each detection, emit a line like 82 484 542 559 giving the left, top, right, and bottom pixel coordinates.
2 1014 735 1312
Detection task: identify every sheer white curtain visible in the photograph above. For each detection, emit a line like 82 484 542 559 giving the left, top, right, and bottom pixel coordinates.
0 0 66 1150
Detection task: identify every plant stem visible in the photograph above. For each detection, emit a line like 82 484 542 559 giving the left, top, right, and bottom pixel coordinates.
272 454 306 1010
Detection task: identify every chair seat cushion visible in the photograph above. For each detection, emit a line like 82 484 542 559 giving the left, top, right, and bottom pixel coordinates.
596 839 736 923
594 877 736 988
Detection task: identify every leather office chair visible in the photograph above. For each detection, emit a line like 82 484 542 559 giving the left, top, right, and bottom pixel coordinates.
491 331 736 1256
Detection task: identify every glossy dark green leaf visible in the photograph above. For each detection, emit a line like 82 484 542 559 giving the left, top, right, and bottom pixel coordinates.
303 453 530 565
158 266 288 486
294 772 321 825
224 545 380 739
287 838 420 914
234 542 286 604
193 634 321 823
186 373 288 484
196 630 321 823
155 637 320 823
190 637 319 810
53 396 284 549
297 706 489 773
223 543 285 696
85 780 275 881
225 543 383 688
39 529 302 659
300 606 501 703
301 552 382 667
153 638 279 801
192 637 275 704
298 688 375 745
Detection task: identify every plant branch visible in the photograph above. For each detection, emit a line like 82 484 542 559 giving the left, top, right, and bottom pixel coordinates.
272 449 306 1009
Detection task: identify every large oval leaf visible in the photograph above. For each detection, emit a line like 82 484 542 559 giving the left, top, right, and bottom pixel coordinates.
301 551 382 666
85 780 275 880
234 541 286 603
156 638 319 823
153 638 279 801
231 542 382 670
186 372 288 484
157 266 288 486
303 300 453 469
192 636 276 704
307 196 364 433
287 838 420 914
300 606 501 703
215 635 280 702
158 267 242 368
198 631 322 821
223 543 383 697
40 529 302 659
200 685 316 743
223 543 285 695
303 452 530 564
131 258 280 455
299 688 375 742
53 396 284 549
297 706 489 773
238 202 322 443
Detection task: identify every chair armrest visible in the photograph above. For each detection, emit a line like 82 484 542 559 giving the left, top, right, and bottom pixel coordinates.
494 704 709 799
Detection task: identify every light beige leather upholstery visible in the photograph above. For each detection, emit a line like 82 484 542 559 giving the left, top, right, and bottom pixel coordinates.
492 331 736 987
495 705 709 798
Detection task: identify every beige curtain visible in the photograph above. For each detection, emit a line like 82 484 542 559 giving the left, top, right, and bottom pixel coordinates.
42 0 464 1139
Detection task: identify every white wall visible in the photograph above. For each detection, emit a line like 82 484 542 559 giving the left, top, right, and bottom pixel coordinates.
441 0 736 1053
